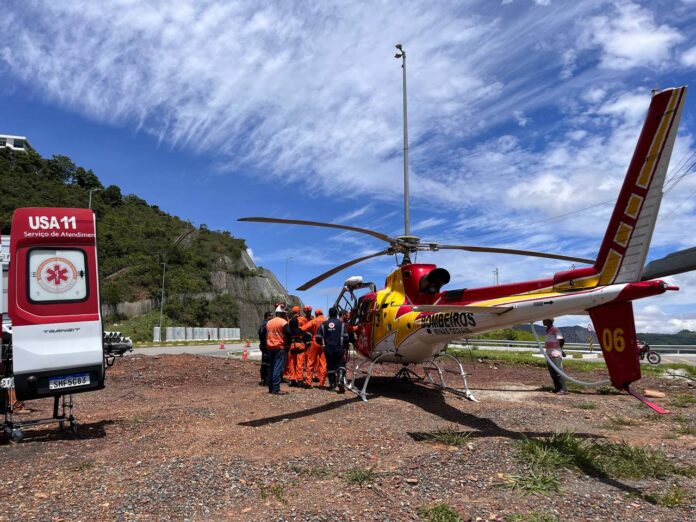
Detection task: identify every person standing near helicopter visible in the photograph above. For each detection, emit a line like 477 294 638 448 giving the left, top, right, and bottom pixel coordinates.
265 305 291 395
315 307 350 393
285 306 309 388
543 318 567 395
301 308 327 387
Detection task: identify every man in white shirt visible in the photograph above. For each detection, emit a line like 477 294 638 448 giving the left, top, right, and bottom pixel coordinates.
543 318 567 395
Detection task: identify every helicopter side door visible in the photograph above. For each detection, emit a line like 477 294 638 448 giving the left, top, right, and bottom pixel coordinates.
354 294 375 358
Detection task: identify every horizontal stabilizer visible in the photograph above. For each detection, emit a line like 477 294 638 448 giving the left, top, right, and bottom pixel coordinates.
642 247 696 280
413 304 512 315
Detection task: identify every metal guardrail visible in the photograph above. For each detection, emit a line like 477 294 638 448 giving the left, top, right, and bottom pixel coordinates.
448 339 696 355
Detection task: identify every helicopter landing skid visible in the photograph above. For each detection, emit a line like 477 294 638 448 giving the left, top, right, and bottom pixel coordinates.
347 352 477 403
423 353 478 402
347 352 391 402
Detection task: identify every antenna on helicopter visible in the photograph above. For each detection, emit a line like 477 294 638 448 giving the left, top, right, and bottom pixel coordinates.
395 43 410 237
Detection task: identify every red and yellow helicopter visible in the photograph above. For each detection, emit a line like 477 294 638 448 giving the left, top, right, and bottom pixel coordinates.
241 86 689 412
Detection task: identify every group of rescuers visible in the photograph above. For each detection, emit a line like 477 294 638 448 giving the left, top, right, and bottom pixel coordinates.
258 304 353 395
257 306 568 396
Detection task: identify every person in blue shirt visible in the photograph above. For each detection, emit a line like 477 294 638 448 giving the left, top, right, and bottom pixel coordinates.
315 307 349 393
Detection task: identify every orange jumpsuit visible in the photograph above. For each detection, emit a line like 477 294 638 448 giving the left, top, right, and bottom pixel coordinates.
284 315 307 383
301 314 327 386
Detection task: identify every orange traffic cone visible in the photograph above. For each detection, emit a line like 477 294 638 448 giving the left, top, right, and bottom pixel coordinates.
219 340 225 350
245 339 251 348
242 347 249 361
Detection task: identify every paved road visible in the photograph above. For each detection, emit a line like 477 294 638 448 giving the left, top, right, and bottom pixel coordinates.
130 343 262 360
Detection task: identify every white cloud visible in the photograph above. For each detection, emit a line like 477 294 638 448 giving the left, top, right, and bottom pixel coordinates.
582 87 607 104
635 303 696 333
1 1 695 332
580 2 684 70
513 110 529 127
680 45 696 67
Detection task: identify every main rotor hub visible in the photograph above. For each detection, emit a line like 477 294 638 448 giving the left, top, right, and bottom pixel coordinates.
394 235 421 251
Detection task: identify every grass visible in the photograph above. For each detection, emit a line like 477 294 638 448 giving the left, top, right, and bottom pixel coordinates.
670 393 696 408
259 484 286 503
417 502 463 522
675 424 696 436
502 470 560 495
597 385 622 395
452 348 696 379
344 466 377 487
599 415 642 430
421 426 472 446
641 485 688 507
516 432 693 480
507 513 560 522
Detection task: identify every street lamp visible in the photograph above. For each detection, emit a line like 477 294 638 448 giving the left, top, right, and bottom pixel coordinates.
285 256 293 299
394 43 410 236
158 224 196 340
88 188 102 209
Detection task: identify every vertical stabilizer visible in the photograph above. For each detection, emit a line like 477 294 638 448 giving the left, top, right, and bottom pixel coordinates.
595 87 687 285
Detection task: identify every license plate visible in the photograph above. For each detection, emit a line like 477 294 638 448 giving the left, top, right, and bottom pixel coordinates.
49 373 91 390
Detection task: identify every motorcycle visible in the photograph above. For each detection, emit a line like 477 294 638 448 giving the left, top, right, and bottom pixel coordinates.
637 340 661 365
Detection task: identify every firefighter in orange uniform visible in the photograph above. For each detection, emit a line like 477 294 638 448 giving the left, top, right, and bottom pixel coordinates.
300 308 327 387
265 305 290 394
285 306 308 387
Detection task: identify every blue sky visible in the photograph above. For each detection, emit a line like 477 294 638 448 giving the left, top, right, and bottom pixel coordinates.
2 0 696 332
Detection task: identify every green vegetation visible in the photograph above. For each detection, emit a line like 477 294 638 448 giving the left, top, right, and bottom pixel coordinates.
670 393 696 408
640 485 688 507
417 502 463 522
344 466 377 487
598 415 642 430
451 348 604 372
637 330 696 346
472 328 536 342
258 483 286 503
501 470 560 495
421 426 472 446
1 147 247 338
516 432 693 480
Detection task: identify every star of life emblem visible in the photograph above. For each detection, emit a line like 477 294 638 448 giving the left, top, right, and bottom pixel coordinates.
36 257 79 294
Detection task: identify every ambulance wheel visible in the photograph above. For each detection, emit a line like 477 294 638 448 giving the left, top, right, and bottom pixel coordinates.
70 420 78 434
11 429 24 442
4 426 12 439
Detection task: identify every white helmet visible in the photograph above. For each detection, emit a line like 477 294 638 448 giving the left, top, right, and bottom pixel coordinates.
275 305 286 314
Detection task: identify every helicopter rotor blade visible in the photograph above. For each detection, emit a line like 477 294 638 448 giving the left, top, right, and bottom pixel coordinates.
238 217 395 244
424 244 594 264
296 249 393 291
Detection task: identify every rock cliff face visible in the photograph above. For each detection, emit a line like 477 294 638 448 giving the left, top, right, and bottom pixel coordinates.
211 249 302 337
100 249 303 338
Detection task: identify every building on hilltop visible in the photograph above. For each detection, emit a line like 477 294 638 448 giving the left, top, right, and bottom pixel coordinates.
0 134 29 152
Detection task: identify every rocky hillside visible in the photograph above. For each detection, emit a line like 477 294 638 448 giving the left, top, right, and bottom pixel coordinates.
0 146 298 338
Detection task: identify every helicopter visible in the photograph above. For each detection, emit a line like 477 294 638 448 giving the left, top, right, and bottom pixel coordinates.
240 86 689 413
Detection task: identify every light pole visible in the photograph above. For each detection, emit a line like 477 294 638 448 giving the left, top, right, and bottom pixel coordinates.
88 188 102 209
394 43 410 236
157 225 196 340
158 261 167 340
285 256 293 300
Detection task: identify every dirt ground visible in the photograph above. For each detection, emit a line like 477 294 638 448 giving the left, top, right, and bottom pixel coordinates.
1 353 694 521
